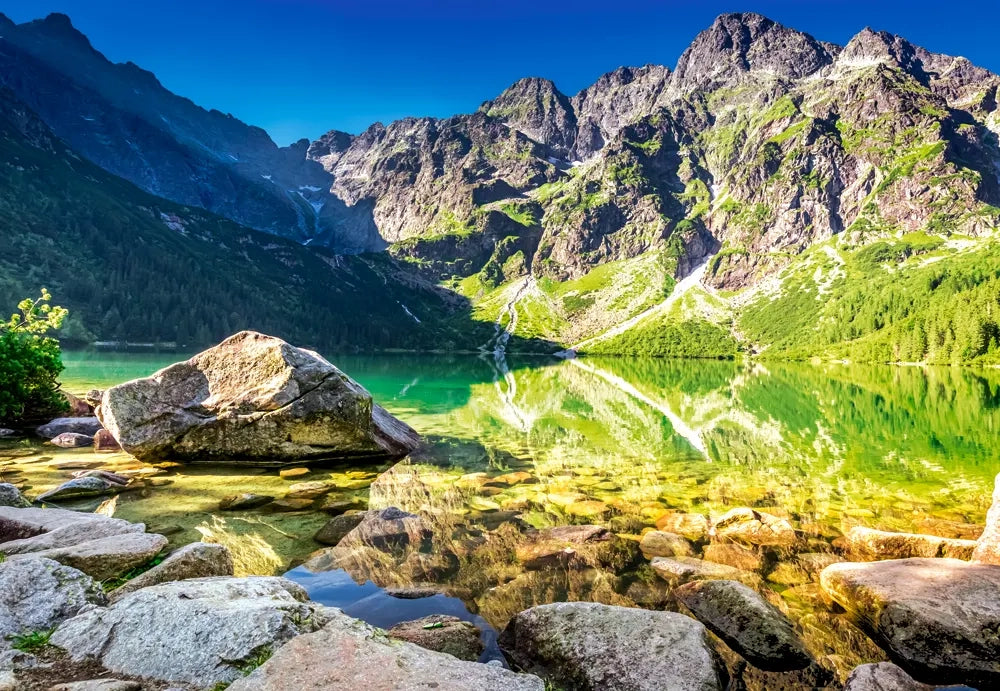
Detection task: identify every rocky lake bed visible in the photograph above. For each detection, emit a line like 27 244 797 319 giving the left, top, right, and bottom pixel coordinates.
2 335 999 689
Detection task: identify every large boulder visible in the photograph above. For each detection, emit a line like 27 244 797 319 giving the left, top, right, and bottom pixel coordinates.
0 507 167 581
847 526 976 560
96 331 421 464
50 576 335 688
387 614 483 661
108 542 234 601
228 611 543 691
673 579 811 672
973 471 1000 565
498 602 724 691
36 417 102 440
0 558 106 648
820 558 1000 687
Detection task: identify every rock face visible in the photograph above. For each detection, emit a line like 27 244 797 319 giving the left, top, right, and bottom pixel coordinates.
499 602 724 690
972 471 1000 565
36 417 102 440
820 558 1000 687
387 614 483 661
108 542 234 601
50 576 334 688
847 526 976 560
842 662 934 691
97 331 421 464
0 506 167 581
0 557 106 647
673 579 811 671
0 484 30 508
229 610 543 691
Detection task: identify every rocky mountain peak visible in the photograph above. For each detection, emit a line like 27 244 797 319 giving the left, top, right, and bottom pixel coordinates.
481 76 576 157
24 13 95 50
307 129 355 170
672 12 836 91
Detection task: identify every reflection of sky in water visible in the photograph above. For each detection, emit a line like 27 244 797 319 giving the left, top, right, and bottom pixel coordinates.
284 566 503 663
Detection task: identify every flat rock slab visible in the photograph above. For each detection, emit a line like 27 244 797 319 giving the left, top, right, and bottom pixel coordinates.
821 558 1000 687
847 526 976 560
97 330 421 464
0 506 166 581
51 576 335 688
0 557 106 647
499 601 723 691
652 556 762 588
109 542 234 601
228 611 543 691
387 614 483 661
674 579 811 672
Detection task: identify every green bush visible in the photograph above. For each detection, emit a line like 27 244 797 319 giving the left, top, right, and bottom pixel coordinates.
0 289 69 423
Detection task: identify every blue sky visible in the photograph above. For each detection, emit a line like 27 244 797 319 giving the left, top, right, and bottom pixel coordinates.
3 0 999 146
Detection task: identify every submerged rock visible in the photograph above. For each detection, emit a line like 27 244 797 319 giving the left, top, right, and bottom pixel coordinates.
36 476 120 502
656 512 710 541
219 493 274 510
674 579 811 672
651 556 761 588
640 530 694 558
334 507 430 551
228 611 543 691
711 508 797 547
51 576 334 688
499 602 724 691
49 432 94 448
820 558 1000 687
36 417 102 440
847 526 976 560
387 614 483 661
96 331 421 464
0 558 106 648
313 511 367 545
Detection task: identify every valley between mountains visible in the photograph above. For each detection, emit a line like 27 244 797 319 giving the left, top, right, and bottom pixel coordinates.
2 11 1000 363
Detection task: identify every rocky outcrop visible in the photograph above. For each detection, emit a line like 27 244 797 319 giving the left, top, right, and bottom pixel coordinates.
499 602 724 690
50 576 334 688
847 526 976 560
0 506 166 581
820 558 1000 687
227 613 543 690
0 558 106 647
673 579 811 671
108 542 234 601
97 331 420 464
387 614 483 661
972 472 1000 565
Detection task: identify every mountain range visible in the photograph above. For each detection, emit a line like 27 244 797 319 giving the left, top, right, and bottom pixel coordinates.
2 11 999 362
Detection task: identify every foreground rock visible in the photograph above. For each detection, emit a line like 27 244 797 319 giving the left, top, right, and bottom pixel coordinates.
109 542 234 601
842 662 934 690
36 417 102 440
0 484 30 508
0 507 167 581
499 602 723 690
972 471 1000 565
97 331 421 464
0 558 106 647
847 526 976 560
821 558 1000 687
674 579 811 671
229 610 543 691
51 576 334 688
387 614 483 661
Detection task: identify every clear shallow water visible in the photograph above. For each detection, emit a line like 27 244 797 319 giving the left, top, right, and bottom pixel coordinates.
9 351 999 679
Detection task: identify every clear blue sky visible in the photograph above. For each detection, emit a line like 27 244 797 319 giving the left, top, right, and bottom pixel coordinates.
3 0 999 146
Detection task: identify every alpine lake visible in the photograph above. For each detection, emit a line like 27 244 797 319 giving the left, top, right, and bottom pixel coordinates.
3 351 997 676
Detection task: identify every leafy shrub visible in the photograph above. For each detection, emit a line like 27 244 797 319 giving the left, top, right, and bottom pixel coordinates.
0 289 69 423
